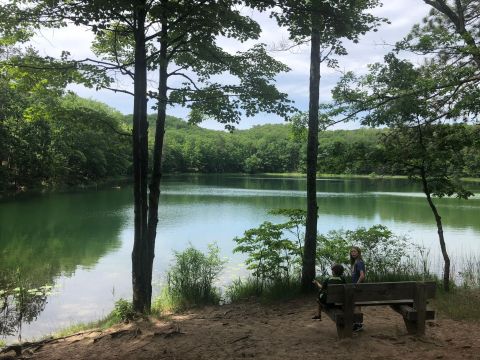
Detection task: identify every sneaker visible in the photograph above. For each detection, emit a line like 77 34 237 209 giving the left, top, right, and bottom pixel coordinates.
353 323 364 332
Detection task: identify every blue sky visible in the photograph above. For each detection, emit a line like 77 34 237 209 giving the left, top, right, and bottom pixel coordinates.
30 1 432 130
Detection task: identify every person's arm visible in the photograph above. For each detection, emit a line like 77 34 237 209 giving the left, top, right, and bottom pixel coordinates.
357 261 366 283
312 279 323 289
357 270 365 283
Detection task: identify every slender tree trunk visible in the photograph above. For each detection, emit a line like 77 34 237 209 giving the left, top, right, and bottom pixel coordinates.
131 3 151 313
145 12 169 310
420 167 450 292
301 0 321 292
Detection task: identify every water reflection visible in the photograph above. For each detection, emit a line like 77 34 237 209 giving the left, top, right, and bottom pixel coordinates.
0 188 131 341
0 189 131 281
0 271 50 341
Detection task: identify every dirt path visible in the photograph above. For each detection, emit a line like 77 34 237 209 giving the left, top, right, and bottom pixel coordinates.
2 296 479 359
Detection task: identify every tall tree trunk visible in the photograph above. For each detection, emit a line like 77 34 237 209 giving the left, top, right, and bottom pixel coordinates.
301 0 321 292
420 167 450 292
131 3 150 313
145 11 169 311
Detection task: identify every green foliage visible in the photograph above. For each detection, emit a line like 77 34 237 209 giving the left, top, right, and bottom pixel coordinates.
235 209 436 286
233 210 305 290
434 288 480 321
225 277 261 302
456 256 480 290
160 244 225 311
383 124 474 200
316 225 424 281
226 276 301 303
0 82 131 192
111 298 136 323
271 0 386 59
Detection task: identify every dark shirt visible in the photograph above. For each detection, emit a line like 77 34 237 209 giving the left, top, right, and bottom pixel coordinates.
352 259 366 283
318 276 346 304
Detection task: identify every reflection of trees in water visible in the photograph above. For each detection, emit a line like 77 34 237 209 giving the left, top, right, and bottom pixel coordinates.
0 188 131 340
0 188 130 284
0 271 50 341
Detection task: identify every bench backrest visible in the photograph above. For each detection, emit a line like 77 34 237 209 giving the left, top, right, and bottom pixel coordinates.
326 281 436 303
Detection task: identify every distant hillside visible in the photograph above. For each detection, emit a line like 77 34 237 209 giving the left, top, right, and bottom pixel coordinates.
119 114 480 177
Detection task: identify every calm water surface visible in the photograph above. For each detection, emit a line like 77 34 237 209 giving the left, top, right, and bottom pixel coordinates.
1 175 479 341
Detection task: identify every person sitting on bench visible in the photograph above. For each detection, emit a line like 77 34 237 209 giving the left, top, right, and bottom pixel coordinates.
312 264 346 320
350 246 366 332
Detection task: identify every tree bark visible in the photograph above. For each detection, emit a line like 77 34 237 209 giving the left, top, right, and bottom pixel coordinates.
131 2 151 313
145 9 169 311
301 0 321 292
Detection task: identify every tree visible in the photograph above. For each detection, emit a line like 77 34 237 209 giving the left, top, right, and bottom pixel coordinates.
90 1 294 312
393 0 480 121
331 53 475 292
269 0 385 291
382 123 473 291
0 0 293 312
329 1 480 290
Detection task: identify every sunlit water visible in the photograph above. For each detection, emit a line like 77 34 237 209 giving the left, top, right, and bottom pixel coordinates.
1 175 479 342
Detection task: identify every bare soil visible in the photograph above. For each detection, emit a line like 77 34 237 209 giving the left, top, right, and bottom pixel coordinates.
1 296 479 360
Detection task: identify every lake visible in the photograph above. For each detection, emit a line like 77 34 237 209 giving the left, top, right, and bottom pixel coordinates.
1 175 479 342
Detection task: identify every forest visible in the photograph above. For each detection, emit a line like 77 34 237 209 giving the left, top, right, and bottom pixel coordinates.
2 97 479 194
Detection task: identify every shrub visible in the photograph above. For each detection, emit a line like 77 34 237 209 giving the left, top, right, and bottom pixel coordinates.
316 225 429 281
226 277 301 303
112 298 136 323
158 244 225 311
233 209 306 291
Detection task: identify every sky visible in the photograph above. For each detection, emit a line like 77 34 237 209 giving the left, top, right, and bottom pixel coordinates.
29 0 433 131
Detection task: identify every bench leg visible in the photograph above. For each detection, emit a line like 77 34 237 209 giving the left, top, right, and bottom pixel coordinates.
338 285 355 338
336 323 348 339
414 283 426 335
402 317 418 335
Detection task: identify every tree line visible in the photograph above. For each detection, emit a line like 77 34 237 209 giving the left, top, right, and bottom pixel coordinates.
0 90 132 192
159 116 480 178
2 98 479 193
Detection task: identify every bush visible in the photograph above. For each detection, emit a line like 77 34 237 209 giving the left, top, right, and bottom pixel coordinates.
226 276 301 303
233 209 306 291
112 298 136 323
316 225 430 281
156 244 225 312
234 209 437 303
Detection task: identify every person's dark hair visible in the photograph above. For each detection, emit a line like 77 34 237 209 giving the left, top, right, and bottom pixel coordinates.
331 264 344 276
349 246 363 265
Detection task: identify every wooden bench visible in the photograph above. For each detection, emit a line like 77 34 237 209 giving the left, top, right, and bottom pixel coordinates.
324 281 436 338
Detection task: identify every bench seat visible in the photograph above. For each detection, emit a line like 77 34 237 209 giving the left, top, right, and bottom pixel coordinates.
323 281 436 338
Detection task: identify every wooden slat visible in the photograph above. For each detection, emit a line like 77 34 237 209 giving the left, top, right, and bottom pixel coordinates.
338 299 414 307
391 305 435 321
326 281 436 303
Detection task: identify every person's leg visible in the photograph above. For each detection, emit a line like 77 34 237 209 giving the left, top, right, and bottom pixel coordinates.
312 299 323 320
353 306 363 331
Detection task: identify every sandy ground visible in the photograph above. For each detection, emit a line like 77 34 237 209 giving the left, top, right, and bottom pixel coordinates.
1 296 479 360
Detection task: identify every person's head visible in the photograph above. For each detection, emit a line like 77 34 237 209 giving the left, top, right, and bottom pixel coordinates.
350 246 363 265
331 264 344 277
